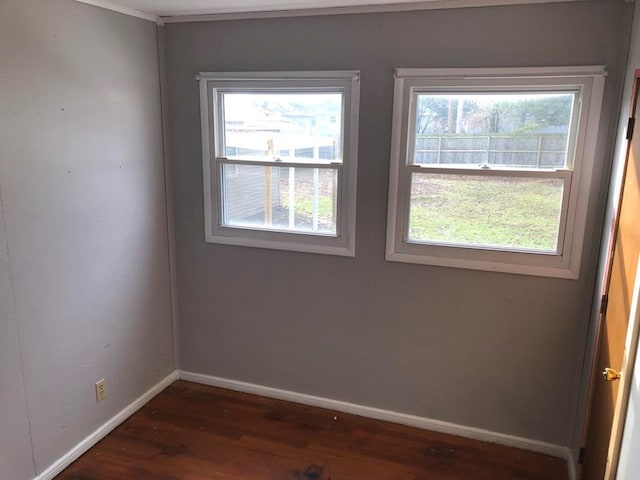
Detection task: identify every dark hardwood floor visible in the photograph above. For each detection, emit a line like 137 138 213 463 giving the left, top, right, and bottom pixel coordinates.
56 381 567 480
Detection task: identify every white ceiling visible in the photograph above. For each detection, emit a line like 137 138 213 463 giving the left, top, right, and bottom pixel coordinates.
103 0 575 17
106 0 457 16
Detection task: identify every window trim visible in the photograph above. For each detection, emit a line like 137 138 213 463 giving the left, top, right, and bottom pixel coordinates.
386 66 607 278
198 71 360 257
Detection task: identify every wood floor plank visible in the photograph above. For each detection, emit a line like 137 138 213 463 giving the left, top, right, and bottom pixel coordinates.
55 381 567 480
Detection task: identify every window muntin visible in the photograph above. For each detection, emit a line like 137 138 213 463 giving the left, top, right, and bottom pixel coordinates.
199 71 359 256
386 67 606 278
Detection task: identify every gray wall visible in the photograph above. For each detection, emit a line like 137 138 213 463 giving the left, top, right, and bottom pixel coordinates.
166 1 631 446
0 0 174 477
0 195 35 480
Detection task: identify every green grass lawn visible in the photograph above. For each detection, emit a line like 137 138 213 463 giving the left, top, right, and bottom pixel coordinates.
273 171 562 251
408 174 564 251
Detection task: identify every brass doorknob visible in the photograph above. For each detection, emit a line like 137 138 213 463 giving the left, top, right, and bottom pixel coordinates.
602 368 621 382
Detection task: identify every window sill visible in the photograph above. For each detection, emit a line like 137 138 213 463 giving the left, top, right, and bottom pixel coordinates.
385 251 578 279
205 234 355 257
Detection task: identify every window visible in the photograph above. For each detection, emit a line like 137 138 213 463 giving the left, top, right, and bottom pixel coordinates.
386 67 606 278
199 71 360 256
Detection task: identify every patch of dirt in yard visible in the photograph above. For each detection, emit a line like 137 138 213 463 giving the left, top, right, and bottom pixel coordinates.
410 179 446 196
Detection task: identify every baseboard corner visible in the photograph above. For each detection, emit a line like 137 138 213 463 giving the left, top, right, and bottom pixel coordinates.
33 370 178 480
564 446 578 480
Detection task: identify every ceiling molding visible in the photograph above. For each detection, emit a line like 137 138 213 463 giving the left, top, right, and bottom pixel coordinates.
74 0 585 24
159 0 583 23
74 0 160 23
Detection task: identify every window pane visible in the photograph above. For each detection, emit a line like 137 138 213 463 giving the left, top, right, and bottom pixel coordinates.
412 93 575 169
222 93 343 163
222 164 337 235
408 173 565 251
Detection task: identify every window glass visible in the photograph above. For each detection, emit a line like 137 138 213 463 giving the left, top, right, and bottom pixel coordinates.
222 93 343 162
412 93 576 169
408 172 565 251
222 164 338 235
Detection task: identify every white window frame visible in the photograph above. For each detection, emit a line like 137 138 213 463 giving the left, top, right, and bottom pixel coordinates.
198 71 360 256
386 66 607 279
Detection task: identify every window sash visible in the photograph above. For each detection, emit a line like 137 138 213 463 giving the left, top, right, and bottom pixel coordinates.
405 88 583 170
213 158 342 236
215 157 341 169
401 167 572 255
215 87 347 163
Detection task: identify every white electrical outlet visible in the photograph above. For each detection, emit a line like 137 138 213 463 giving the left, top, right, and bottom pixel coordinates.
95 378 106 402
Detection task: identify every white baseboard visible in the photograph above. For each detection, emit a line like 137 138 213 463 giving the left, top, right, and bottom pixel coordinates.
31 369 573 480
178 370 567 460
34 370 179 480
